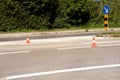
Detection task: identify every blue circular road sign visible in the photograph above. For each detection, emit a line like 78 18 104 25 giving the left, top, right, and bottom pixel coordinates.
103 5 110 14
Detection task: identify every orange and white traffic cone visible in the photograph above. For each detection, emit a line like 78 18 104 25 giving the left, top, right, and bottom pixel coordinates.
26 36 30 44
92 36 97 48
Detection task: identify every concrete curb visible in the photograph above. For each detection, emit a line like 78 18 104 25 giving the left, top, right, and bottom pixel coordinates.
0 28 120 38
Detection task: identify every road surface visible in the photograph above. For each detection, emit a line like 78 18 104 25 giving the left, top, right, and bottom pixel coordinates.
0 36 120 80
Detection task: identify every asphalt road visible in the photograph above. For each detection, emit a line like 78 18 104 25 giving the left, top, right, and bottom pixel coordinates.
0 36 120 80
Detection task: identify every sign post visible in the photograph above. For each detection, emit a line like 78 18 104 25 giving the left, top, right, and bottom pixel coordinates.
103 5 110 31
104 14 108 31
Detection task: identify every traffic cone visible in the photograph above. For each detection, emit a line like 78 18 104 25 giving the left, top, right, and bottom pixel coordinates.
26 36 30 44
92 36 97 47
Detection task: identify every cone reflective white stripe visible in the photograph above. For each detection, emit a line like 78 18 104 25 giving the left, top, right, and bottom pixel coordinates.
26 37 30 44
92 40 96 43
92 36 97 47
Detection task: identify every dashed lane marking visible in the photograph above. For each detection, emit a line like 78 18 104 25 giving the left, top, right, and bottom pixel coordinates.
0 51 30 55
82 40 120 44
58 44 120 50
58 46 90 50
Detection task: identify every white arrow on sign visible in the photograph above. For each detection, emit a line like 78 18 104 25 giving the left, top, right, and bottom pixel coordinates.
104 7 108 13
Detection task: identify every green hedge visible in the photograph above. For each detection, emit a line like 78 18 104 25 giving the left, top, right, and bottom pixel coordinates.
0 0 120 32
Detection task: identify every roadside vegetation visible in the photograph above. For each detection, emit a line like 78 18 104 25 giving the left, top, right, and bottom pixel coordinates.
0 0 120 32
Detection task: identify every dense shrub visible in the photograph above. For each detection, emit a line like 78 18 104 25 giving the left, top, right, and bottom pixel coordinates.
0 0 120 32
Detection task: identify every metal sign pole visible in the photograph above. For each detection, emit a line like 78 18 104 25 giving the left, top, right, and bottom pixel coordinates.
104 14 108 31
103 5 110 31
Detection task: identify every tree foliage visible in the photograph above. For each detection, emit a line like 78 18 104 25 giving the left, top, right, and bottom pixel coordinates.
0 0 120 32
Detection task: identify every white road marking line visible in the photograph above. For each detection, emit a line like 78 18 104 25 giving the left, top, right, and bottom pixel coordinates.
0 51 30 55
58 44 120 50
5 64 120 80
58 46 90 50
82 40 120 45
99 44 120 47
